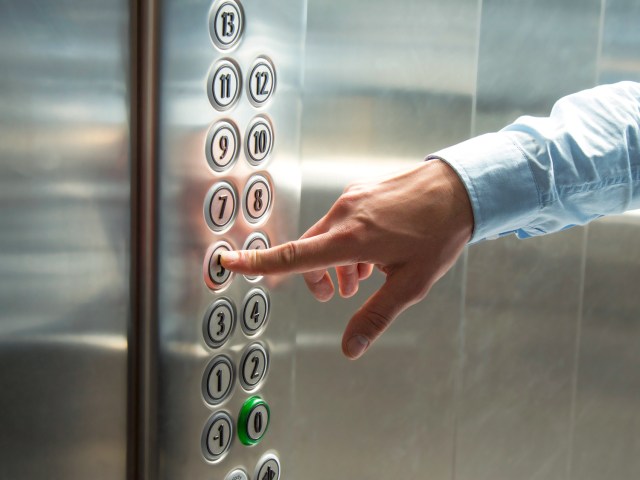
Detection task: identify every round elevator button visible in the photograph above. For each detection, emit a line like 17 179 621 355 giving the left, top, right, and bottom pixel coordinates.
243 175 272 224
237 396 270 446
203 298 236 348
204 241 234 291
202 355 235 405
204 181 238 232
245 117 273 165
202 411 234 462
206 120 240 172
210 0 244 50
242 232 270 282
241 288 270 336
248 57 276 107
239 343 269 391
254 453 281 480
208 59 241 111
225 468 249 480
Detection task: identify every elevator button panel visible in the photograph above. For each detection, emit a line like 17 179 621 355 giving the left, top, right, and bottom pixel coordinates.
199 0 296 474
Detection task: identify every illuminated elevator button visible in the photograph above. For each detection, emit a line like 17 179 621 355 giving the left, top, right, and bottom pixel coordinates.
208 59 241 111
205 181 238 232
206 120 239 172
203 355 235 405
255 453 281 480
241 288 270 336
202 412 233 462
237 396 270 446
204 241 234 290
203 298 236 348
210 0 244 50
245 117 273 165
225 468 248 480
239 343 269 391
243 175 272 223
248 57 276 107
242 232 270 282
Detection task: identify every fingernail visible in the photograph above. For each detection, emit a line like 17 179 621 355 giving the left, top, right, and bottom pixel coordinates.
346 335 369 359
220 251 239 266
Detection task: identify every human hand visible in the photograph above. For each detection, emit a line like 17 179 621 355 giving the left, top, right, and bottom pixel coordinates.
220 160 474 359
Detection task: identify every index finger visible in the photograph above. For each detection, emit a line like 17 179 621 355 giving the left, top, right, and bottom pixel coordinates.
219 230 355 276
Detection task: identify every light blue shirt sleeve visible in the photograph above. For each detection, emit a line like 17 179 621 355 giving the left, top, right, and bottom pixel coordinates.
428 81 640 243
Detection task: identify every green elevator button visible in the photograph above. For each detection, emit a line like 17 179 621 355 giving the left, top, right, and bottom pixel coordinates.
237 396 270 446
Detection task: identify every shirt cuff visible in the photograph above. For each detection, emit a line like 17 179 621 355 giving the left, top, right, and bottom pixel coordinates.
427 132 541 243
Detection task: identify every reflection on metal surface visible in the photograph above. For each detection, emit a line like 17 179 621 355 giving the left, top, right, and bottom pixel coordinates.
293 0 640 479
154 0 305 478
0 0 131 478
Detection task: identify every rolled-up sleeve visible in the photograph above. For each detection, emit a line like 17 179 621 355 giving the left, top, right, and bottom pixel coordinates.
428 81 640 243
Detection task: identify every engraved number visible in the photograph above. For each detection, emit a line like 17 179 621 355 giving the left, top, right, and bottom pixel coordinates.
215 368 223 393
262 467 276 480
221 12 235 38
253 130 268 155
213 423 225 449
253 188 264 212
216 254 226 278
217 194 228 220
251 355 260 379
219 135 229 159
219 74 231 99
250 301 260 326
216 311 226 336
255 71 269 96
254 411 263 433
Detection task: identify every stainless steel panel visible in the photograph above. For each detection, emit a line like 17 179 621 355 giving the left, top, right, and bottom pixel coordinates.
459 230 586 480
456 2 603 479
599 0 640 83
474 0 601 134
0 1 131 479
569 215 640 480
154 0 305 477
292 0 478 478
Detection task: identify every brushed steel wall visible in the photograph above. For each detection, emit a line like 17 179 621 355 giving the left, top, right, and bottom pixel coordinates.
0 1 132 479
293 1 640 480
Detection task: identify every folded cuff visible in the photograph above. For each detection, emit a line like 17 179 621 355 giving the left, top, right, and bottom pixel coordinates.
427 132 540 243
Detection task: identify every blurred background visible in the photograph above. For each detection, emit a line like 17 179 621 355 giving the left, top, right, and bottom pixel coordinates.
0 0 639 479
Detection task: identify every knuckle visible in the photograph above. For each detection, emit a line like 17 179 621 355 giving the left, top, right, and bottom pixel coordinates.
277 241 298 267
363 307 393 334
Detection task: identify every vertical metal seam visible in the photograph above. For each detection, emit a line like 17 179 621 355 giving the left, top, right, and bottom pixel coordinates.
129 0 159 479
565 225 589 480
451 2 484 478
127 0 141 477
594 0 608 86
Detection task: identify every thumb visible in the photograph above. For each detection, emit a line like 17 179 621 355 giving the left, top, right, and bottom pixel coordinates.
342 270 430 360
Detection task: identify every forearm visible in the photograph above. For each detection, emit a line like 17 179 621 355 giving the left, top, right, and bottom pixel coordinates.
429 81 640 243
